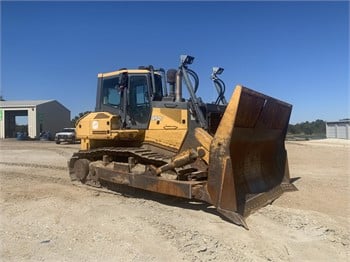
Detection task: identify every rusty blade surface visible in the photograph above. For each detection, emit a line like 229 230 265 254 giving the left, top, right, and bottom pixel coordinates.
207 85 296 218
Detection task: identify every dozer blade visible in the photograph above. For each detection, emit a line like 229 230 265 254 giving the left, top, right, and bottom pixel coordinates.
207 85 297 228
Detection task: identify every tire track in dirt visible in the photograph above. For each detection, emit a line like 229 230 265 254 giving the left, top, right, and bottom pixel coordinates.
46 147 76 158
258 206 350 247
0 162 67 171
0 162 70 189
134 209 252 262
0 170 70 186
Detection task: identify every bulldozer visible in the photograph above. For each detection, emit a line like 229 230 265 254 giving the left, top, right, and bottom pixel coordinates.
68 55 297 228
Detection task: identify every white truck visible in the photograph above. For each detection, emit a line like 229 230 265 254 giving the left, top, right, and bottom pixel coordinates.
55 128 76 144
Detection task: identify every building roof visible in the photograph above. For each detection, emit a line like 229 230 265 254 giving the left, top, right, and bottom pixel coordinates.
0 100 54 108
326 119 350 125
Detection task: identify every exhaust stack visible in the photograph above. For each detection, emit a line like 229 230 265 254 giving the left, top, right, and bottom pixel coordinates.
166 69 177 99
175 70 182 102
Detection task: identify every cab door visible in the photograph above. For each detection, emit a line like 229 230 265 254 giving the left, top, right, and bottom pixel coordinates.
127 74 152 129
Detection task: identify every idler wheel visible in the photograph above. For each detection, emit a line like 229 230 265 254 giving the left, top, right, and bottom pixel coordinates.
73 159 90 182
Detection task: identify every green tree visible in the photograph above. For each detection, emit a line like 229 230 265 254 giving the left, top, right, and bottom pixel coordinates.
288 120 326 135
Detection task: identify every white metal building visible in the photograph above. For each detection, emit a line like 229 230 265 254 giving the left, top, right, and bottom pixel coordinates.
0 100 71 139
326 119 350 139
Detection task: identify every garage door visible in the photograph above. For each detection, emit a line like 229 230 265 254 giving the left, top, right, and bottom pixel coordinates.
336 124 348 139
326 125 336 138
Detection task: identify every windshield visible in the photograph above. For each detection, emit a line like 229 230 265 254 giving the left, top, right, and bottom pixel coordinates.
62 128 75 132
102 76 121 107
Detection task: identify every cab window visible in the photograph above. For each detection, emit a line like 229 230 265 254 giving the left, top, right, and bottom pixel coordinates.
153 74 163 101
128 75 151 125
102 76 121 107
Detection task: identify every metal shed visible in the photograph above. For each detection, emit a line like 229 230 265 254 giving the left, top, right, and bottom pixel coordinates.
0 100 71 139
326 119 350 139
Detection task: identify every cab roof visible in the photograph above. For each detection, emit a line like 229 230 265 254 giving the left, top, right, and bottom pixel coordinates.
98 68 152 78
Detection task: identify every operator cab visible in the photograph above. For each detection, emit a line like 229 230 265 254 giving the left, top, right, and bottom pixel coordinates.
96 67 165 129
95 57 228 135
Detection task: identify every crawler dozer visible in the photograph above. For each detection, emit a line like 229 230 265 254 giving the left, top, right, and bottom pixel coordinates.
68 55 297 228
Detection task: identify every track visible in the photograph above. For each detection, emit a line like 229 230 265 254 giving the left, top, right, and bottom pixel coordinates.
70 146 172 166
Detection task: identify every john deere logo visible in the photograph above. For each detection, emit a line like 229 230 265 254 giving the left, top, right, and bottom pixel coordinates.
92 120 99 130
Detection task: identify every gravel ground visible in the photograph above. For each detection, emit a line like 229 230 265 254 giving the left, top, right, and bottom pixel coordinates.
0 139 349 261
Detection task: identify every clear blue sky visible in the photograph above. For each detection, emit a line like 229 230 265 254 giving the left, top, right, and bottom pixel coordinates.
1 1 349 124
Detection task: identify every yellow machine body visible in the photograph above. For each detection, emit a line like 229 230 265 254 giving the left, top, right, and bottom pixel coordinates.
69 60 296 228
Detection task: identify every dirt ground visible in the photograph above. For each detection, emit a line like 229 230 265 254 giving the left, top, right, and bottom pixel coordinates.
0 139 349 261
